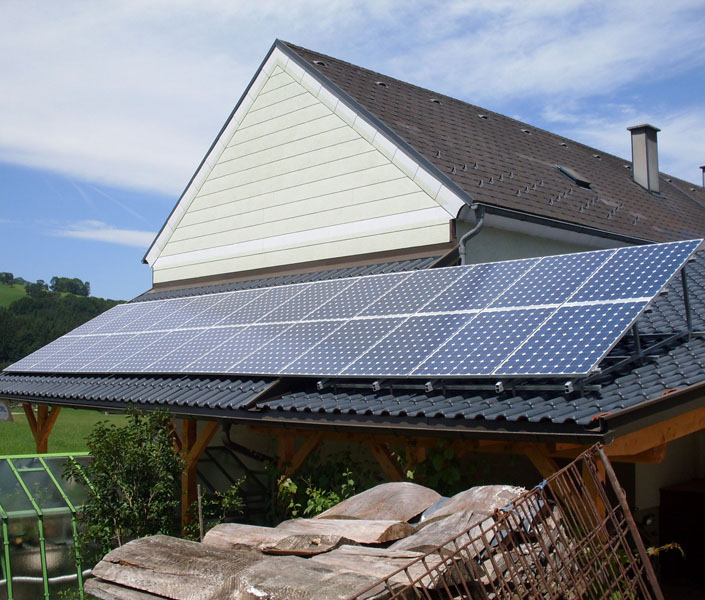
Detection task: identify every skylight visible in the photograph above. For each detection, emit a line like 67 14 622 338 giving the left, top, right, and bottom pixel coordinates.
557 165 591 188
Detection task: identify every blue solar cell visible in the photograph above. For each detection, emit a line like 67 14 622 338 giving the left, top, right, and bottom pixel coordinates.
262 279 355 323
360 269 466 316
180 327 250 373
90 331 176 372
28 336 110 371
495 302 646 376
58 333 141 371
571 240 700 302
130 329 213 372
92 302 165 334
214 324 293 373
117 298 195 333
421 258 540 313
493 250 612 307
220 285 310 326
286 317 404 375
149 295 227 330
4 337 86 372
414 308 552 376
343 314 471 376
181 289 266 328
68 304 139 335
306 273 412 320
235 321 340 374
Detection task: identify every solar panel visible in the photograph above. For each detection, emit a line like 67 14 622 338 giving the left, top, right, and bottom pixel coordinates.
6 239 700 379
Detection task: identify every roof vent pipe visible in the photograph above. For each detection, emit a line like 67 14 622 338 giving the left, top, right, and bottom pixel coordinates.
627 124 660 193
459 204 485 265
700 165 705 188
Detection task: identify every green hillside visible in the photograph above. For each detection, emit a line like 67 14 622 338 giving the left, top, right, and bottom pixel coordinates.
0 283 26 307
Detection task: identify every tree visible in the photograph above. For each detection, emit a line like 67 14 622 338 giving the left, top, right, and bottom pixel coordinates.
50 276 90 296
0 272 14 285
64 408 184 558
25 280 48 298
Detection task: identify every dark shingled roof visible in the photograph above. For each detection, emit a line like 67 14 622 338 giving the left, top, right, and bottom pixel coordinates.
133 256 441 302
281 42 705 243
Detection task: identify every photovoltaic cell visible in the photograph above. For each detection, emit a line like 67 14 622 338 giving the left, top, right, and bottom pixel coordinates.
359 269 465 316
57 333 140 371
414 308 553 376
93 331 174 372
91 302 163 334
421 258 539 313
29 336 111 371
571 240 699 302
140 329 218 372
68 304 137 335
235 321 341 374
495 302 646 376
305 273 412 320
493 251 611 308
6 337 84 371
181 289 265 328
263 279 355 322
145 296 221 331
343 314 471 376
285 318 404 375
181 327 249 373
220 285 309 326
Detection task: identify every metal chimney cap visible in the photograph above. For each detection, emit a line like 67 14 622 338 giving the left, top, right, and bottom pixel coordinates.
627 123 661 133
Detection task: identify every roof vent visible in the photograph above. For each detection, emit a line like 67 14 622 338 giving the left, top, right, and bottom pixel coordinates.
521 128 530 134
430 98 442 104
313 60 327 66
701 165 705 188
478 114 488 119
593 154 601 159
627 124 660 193
375 81 388 87
557 165 591 188
560 142 568 147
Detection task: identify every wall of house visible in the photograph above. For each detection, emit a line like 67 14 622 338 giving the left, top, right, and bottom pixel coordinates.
151 58 459 285
455 222 598 264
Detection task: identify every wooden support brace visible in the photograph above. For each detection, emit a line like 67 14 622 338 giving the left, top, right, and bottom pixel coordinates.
369 443 404 482
22 404 61 454
180 420 220 531
524 445 560 479
277 433 296 471
285 432 324 476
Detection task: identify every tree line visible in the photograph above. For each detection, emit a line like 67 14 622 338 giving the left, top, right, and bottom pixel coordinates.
1 272 91 297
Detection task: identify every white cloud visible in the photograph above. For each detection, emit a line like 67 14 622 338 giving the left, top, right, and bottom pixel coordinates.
0 0 703 193
53 220 156 248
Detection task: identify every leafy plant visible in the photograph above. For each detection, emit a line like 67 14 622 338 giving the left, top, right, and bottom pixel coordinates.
183 477 246 540
64 407 184 558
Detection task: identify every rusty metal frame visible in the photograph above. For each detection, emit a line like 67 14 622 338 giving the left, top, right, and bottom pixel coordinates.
350 444 663 600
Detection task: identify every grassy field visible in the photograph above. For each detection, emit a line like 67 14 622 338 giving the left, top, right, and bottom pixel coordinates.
0 407 127 455
0 283 26 307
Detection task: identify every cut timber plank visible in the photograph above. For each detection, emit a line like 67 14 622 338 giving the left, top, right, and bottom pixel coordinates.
390 510 494 555
421 485 524 523
203 522 353 556
234 554 398 600
86 579 167 600
316 481 440 522
91 535 263 600
276 518 414 544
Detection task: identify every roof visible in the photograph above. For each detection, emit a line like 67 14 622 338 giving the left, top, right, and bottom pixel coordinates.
280 41 705 243
2 250 704 439
134 255 442 302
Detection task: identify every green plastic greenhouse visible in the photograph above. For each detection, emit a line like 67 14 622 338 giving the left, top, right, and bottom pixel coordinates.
0 453 91 600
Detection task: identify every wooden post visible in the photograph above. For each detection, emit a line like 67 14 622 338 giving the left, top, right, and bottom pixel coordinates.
369 443 404 481
22 404 61 454
179 420 219 532
524 444 560 479
284 432 324 476
277 433 296 472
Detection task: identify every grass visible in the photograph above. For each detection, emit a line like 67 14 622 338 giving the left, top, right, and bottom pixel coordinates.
0 407 127 455
0 283 26 307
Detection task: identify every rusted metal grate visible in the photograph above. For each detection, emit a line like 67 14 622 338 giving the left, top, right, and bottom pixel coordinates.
350 445 664 600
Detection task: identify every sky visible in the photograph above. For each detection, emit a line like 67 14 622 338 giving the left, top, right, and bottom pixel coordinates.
1 1 704 301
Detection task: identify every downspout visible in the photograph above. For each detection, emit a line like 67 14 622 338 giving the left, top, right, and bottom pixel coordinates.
458 204 485 265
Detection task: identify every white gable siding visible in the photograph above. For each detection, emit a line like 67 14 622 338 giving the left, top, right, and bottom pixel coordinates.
150 49 463 284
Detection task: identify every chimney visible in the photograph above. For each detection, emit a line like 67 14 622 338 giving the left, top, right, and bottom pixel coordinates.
701 165 705 188
627 124 660 193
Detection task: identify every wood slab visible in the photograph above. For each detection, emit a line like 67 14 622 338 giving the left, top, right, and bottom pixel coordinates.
91 535 264 600
390 510 494 555
276 518 414 544
421 485 524 523
86 579 167 600
316 482 441 522
204 522 354 556
234 554 400 599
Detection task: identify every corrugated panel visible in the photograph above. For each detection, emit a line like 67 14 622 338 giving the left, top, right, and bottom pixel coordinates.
132 256 440 302
0 374 276 412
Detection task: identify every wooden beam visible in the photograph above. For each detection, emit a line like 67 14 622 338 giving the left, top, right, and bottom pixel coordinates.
369 443 404 482
22 404 61 453
277 433 296 471
181 420 219 531
524 445 560 479
610 443 667 464
285 432 324 476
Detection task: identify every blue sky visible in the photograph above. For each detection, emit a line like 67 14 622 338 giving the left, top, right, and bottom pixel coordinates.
1 0 704 300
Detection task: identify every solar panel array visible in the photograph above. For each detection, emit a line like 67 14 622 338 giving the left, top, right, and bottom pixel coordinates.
6 240 700 379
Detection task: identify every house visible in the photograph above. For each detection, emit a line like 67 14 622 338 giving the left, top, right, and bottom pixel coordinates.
2 40 705 552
